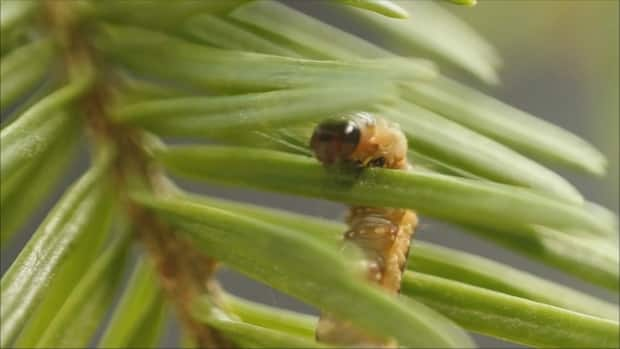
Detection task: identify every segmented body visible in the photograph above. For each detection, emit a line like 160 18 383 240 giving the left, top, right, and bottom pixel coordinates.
310 113 417 347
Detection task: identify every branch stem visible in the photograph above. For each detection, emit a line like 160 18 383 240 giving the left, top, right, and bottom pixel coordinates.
41 1 231 347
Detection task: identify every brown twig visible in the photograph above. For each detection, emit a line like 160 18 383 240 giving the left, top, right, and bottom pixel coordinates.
42 1 232 347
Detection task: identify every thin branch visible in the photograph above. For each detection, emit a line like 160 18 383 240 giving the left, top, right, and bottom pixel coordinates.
42 1 232 347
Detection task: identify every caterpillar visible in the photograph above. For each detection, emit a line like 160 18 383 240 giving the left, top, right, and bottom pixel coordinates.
310 112 417 347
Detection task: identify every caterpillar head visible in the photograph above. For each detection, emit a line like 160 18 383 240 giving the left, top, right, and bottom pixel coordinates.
310 119 361 166
310 113 408 169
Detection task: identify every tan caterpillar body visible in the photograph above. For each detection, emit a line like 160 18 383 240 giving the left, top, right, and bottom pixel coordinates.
310 113 417 347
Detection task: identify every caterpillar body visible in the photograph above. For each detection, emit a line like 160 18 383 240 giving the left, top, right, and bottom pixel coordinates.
310 113 417 347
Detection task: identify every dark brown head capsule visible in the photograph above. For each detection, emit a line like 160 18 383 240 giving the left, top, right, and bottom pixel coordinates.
310 119 361 165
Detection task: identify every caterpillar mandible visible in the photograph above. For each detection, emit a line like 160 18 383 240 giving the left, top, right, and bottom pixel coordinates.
310 112 417 347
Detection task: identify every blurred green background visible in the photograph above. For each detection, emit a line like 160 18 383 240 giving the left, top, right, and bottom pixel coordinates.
451 0 618 215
